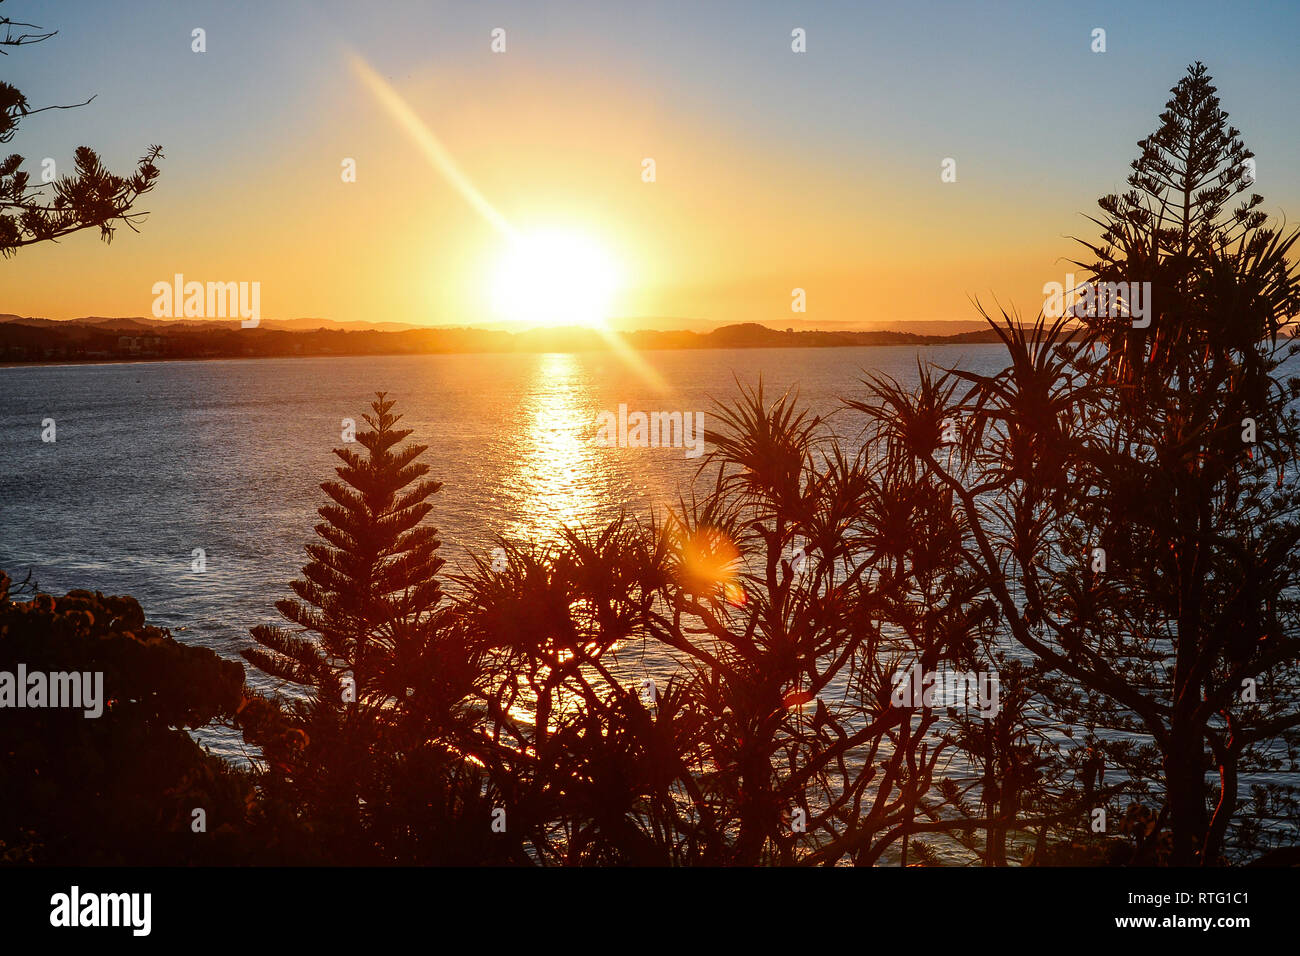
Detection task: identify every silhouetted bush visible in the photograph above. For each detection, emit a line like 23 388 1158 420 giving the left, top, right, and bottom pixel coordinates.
0 571 286 864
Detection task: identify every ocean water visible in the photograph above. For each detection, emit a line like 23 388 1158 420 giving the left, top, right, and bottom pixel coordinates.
4 343 1297 859
0 345 1005 761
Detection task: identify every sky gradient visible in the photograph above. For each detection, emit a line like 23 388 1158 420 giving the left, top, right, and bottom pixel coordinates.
3 0 1299 331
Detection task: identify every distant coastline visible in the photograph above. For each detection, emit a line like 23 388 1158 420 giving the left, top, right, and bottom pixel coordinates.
0 317 1011 367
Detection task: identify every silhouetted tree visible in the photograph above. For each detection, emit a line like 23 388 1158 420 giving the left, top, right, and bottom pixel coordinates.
849 63 1300 865
240 392 502 862
0 0 162 256
451 382 1012 865
1065 63 1300 864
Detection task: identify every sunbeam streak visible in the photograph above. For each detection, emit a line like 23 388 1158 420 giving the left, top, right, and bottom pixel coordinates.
349 54 517 240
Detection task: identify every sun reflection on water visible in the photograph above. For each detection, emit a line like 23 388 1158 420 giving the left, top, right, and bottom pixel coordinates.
504 352 611 545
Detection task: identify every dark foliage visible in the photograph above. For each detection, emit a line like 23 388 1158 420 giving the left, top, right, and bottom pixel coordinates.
0 0 162 256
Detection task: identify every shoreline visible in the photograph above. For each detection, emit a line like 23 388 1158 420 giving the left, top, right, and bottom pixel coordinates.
0 337 1009 370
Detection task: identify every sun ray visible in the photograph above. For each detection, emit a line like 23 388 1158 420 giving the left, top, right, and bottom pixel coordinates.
348 51 667 391
348 54 516 240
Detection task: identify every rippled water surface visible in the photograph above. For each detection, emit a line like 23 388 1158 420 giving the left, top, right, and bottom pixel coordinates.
0 344 1019 762
6 343 1297 859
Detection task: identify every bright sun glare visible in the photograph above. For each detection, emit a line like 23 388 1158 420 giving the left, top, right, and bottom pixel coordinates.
490 230 622 329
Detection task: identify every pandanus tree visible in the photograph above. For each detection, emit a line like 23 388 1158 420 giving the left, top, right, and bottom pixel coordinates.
450 519 715 864
846 362 1084 865
453 382 1011 864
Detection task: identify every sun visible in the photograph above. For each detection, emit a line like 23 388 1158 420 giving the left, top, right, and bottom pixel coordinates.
489 229 622 329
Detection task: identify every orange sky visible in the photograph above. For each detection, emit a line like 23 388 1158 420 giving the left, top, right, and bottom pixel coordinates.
0 53 1080 330
5 1 1298 332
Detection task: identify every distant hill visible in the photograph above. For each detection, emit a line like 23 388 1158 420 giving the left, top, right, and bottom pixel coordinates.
0 315 421 332
0 316 1011 366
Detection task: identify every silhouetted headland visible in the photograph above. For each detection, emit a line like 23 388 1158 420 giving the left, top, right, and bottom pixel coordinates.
0 316 1011 366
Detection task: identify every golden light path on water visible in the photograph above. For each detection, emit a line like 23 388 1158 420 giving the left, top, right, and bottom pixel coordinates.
505 352 610 544
492 353 638 733
348 50 694 735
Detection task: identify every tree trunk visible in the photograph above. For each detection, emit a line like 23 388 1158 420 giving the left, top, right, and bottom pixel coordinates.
1164 723 1208 865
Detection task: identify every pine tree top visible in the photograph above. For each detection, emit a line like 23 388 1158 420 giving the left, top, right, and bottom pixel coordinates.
244 392 445 707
